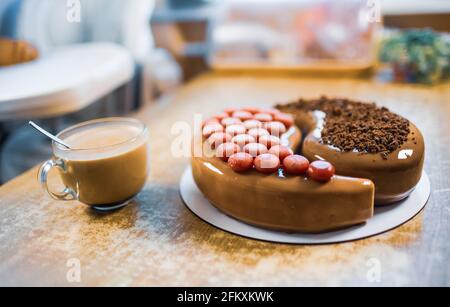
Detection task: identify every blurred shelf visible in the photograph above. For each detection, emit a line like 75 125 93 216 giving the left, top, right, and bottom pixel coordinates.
151 4 219 23
382 0 450 15
382 0 450 31
384 13 450 32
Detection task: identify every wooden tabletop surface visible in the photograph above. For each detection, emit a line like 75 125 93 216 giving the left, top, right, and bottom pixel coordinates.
0 73 449 286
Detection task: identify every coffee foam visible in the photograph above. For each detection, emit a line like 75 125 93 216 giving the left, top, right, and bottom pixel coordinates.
55 124 147 161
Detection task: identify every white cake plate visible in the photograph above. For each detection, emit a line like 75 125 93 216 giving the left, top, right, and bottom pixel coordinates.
180 167 430 244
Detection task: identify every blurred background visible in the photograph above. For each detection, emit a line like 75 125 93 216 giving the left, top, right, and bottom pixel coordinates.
0 0 449 182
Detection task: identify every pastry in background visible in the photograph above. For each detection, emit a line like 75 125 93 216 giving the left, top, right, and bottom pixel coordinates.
0 38 39 67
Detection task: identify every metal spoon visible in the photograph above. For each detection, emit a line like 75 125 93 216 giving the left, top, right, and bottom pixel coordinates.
29 121 72 149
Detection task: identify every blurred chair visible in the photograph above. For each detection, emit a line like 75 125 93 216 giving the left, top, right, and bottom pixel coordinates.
0 0 181 182
9 0 180 106
0 43 135 119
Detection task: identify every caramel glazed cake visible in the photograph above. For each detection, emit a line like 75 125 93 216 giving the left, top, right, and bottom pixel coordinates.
191 97 425 233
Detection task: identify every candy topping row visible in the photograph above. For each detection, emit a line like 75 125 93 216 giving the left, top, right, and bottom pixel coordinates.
202 107 335 182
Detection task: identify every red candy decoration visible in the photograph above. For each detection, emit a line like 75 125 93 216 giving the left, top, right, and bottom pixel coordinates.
225 124 246 137
221 117 242 127
243 119 263 130
307 160 335 182
232 111 253 121
228 153 254 172
202 123 224 138
208 132 232 149
268 145 293 162
254 113 273 123
264 121 287 137
258 135 281 149
247 128 270 141
254 154 280 174
216 143 240 162
224 107 238 116
258 108 280 116
243 143 268 157
203 117 220 127
242 107 261 114
232 134 256 148
273 113 294 128
215 112 229 121
283 155 310 175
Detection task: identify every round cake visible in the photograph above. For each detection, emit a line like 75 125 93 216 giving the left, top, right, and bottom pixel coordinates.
191 100 424 233
192 107 369 233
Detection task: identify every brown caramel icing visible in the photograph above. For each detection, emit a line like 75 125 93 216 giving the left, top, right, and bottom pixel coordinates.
278 98 425 204
191 126 375 233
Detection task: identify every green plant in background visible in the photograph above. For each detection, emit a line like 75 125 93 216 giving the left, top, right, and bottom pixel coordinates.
380 29 450 85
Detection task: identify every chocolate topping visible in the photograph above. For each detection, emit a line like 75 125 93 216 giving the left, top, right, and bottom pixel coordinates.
277 96 410 159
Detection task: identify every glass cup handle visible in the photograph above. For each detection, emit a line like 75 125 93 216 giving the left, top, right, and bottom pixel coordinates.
38 159 77 201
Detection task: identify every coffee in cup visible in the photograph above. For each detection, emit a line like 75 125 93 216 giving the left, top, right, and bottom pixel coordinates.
38 118 149 211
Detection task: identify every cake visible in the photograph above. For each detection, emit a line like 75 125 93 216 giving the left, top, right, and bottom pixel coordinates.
276 97 425 205
191 99 424 233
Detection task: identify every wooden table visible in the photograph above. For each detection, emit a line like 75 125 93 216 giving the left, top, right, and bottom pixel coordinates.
0 73 449 286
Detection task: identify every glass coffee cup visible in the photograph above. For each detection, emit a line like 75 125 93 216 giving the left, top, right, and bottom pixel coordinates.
38 118 149 211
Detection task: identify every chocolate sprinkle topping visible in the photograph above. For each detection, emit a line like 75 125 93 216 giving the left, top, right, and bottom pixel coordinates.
277 96 410 159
